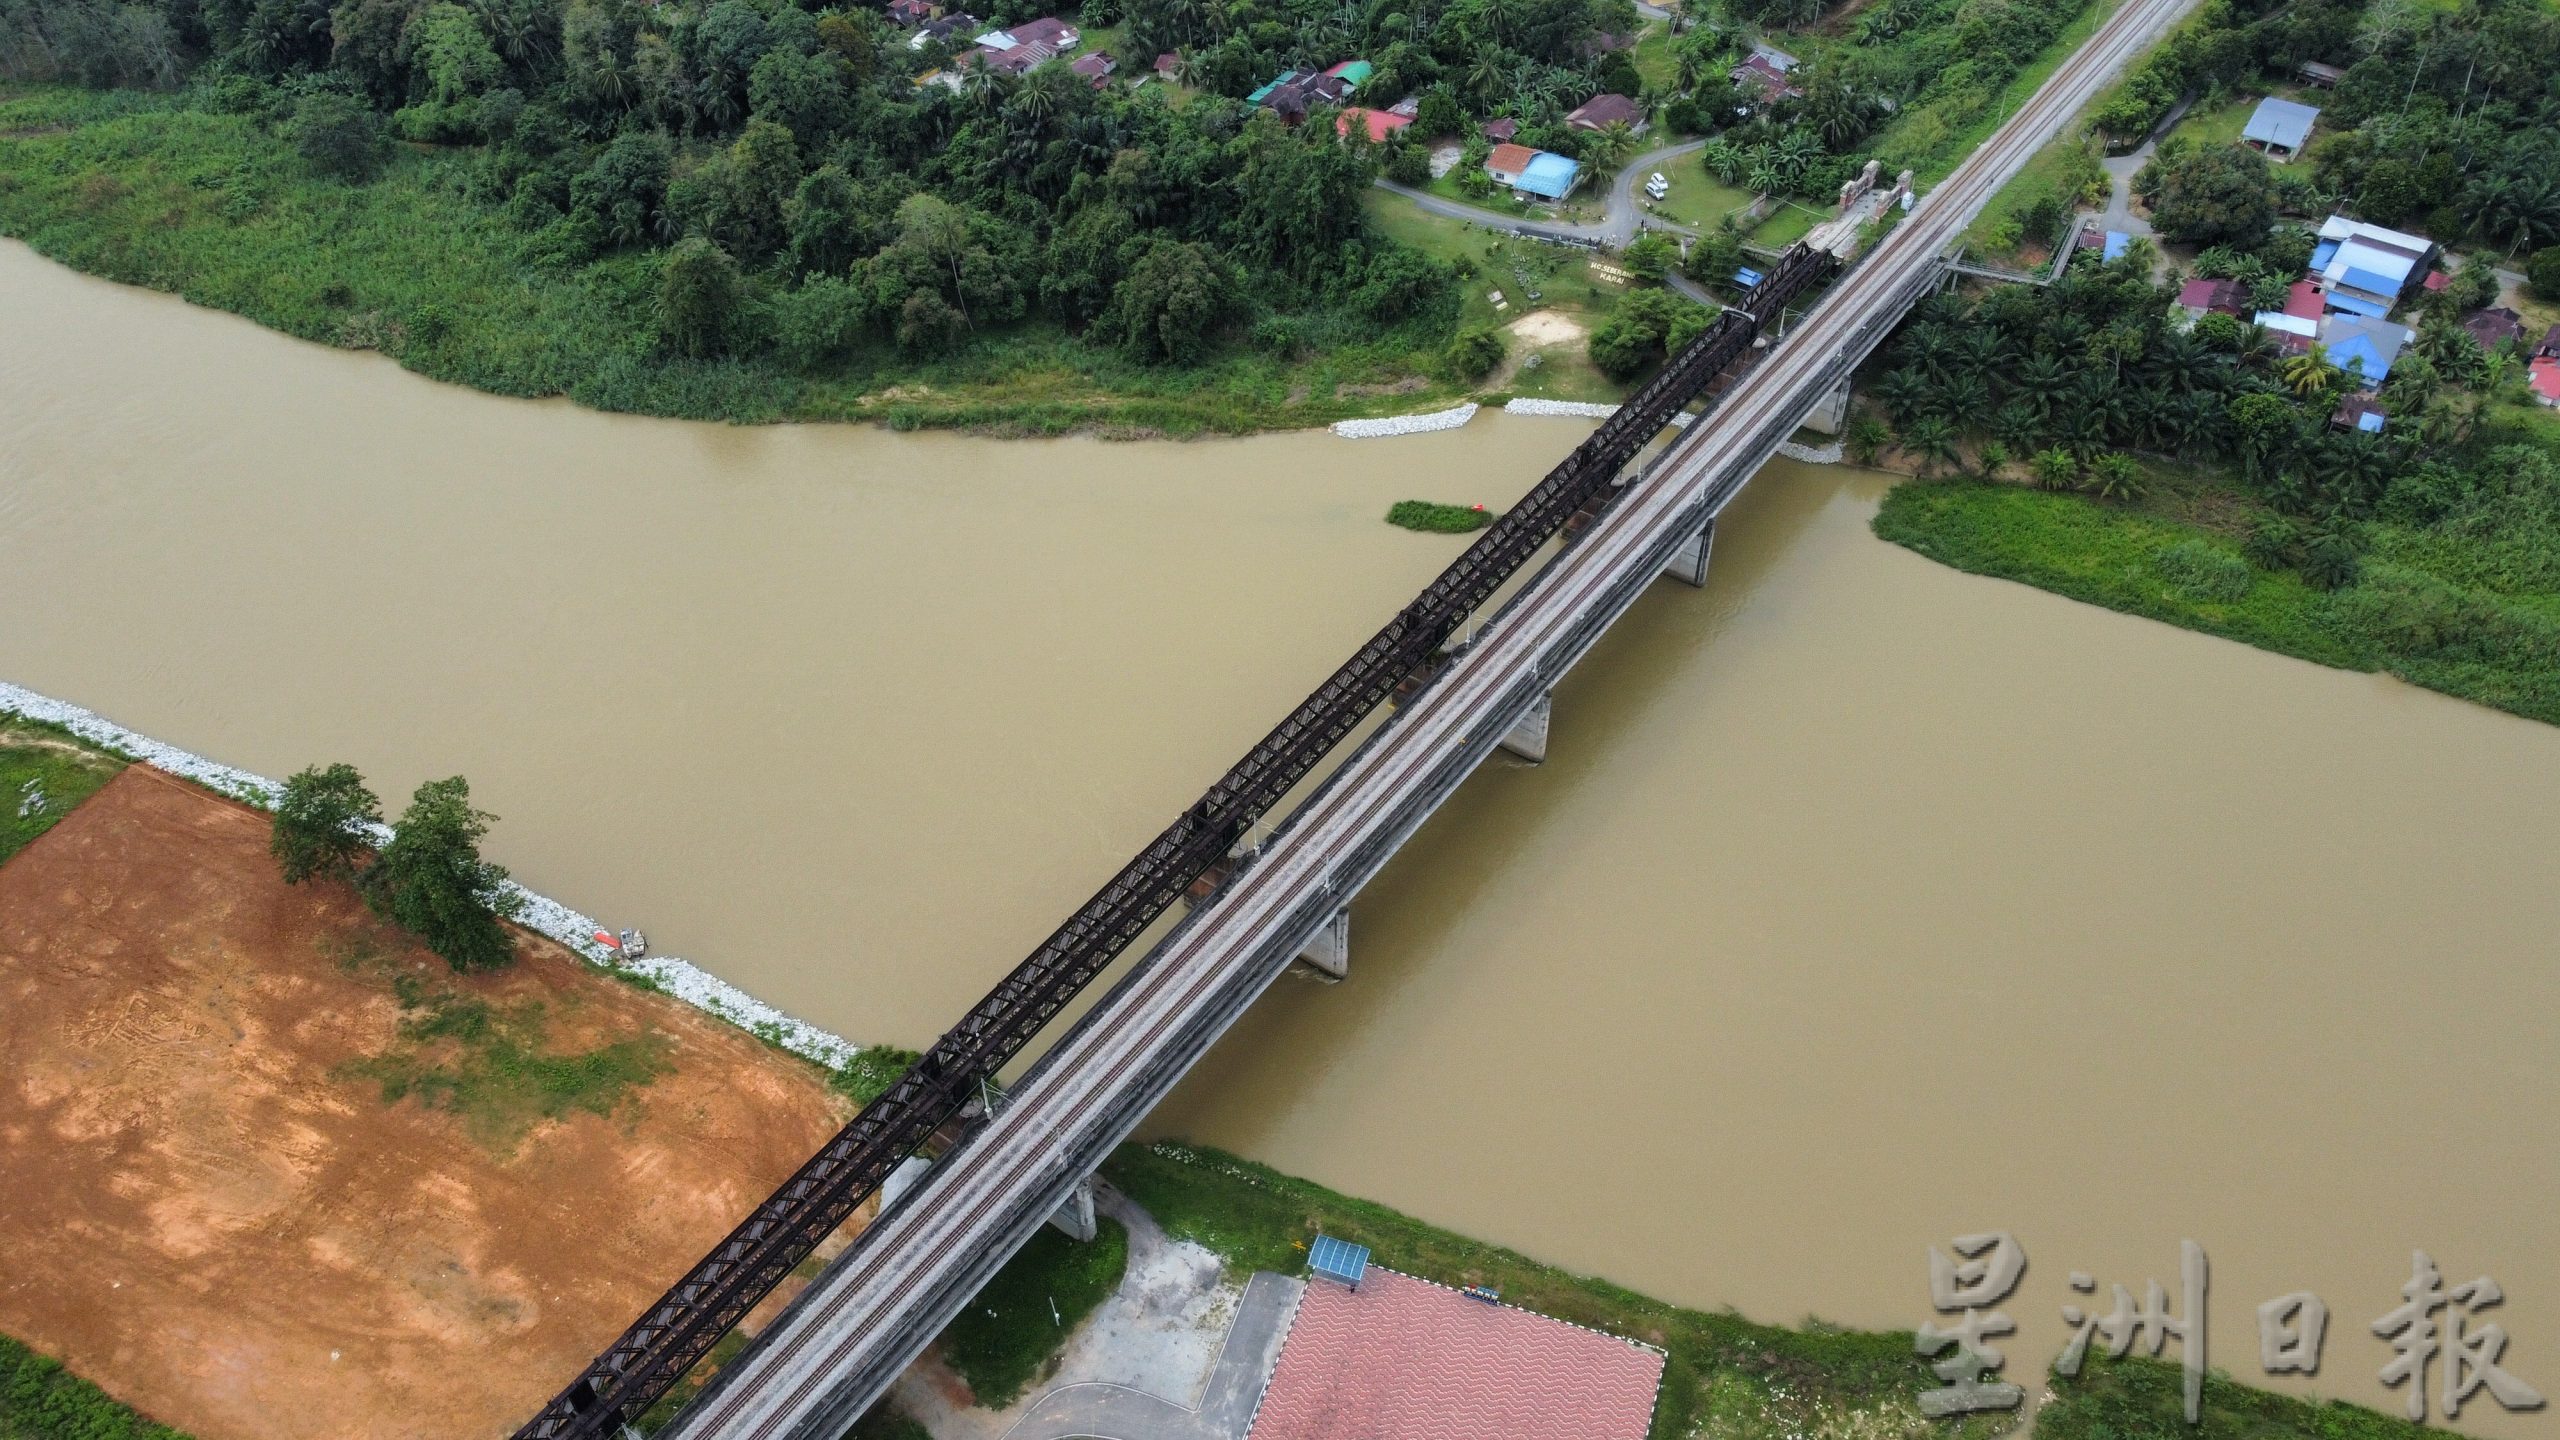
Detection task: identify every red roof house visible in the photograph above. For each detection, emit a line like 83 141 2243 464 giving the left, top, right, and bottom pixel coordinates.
1565 92 1647 133
2529 356 2560 407
1069 50 1115 87
1336 106 1412 143
1480 117 1517 142
2178 277 2248 318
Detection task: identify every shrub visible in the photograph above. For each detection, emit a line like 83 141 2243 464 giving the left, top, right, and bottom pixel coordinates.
288 91 385 182
2530 247 2560 303
1443 326 1506 381
2155 539 2252 602
1386 500 1494 533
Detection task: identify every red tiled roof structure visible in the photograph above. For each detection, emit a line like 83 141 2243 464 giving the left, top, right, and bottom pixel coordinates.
2284 278 2324 320
1247 1269 1664 1440
1486 142 1537 176
1481 117 1518 141
1337 106 1412 142
2530 356 2560 407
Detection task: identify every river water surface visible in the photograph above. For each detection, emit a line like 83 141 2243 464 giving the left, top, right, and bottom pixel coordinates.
3 240 2553 1433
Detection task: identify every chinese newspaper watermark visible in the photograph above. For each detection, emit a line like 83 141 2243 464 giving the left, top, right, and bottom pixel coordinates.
1916 1234 2544 1424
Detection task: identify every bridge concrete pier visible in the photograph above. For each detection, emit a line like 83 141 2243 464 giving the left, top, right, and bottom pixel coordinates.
1662 520 1716 587
1498 692 1552 763
1801 376 1853 435
1293 907 1350 980
1047 1179 1099 1242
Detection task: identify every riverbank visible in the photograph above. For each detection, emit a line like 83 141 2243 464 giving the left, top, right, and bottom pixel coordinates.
0 87 1481 439
0 740 857 1440
1105 1141 2431 1440
1872 475 2560 727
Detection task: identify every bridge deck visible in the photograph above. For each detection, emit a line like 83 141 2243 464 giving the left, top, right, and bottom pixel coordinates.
658 2 2198 1430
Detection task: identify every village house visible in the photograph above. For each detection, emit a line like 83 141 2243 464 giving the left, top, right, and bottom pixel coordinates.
2462 306 2525 353
1480 117 1518 142
2320 311 2414 389
1248 67 1355 121
1069 50 1116 87
2252 278 2327 353
1153 51 1181 79
2330 392 2388 434
1565 92 1648 135
886 0 940 26
1322 59 1373 92
1729 43 1801 109
2176 276 2249 324
1336 106 1411 143
2296 59 2346 87
906 12 977 48
2240 96 2319 162
1485 142 1582 202
2307 215 2434 317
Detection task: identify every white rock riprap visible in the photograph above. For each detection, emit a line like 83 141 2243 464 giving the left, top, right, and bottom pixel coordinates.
1778 438 1845 464
0 679 864 1072
1502 398 1620 419
1330 402 1477 438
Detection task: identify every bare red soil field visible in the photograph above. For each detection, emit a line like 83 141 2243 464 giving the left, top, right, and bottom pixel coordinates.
0 765 854 1440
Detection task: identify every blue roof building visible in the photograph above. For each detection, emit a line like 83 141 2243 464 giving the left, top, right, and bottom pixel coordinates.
2242 96 2321 160
2319 312 2412 389
1514 151 1582 200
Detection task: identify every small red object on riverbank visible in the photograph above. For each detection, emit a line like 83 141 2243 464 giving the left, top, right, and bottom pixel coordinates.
592 929 621 951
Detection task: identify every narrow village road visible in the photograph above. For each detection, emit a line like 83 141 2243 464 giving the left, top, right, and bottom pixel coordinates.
1373 137 1710 249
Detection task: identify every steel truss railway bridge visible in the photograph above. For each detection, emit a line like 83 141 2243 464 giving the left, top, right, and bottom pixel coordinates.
517 1 2196 1431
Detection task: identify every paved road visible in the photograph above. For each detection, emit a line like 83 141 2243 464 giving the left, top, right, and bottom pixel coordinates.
998 1272 1300 1440
656 0 2197 1431
1375 138 1708 248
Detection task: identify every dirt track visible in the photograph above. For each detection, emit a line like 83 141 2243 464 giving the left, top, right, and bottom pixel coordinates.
0 765 854 1440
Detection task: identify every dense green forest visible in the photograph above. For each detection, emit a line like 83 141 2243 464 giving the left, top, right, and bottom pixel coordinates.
1865 0 2560 725
0 0 1670 425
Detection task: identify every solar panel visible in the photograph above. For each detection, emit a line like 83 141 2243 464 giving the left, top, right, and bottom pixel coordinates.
1308 1234 1371 1289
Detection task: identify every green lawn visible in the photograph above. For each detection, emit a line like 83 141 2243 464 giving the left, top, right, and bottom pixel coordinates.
1643 169 1758 232
935 1217 1129 1408
0 717 125 868
1873 477 2560 726
1363 192 1632 403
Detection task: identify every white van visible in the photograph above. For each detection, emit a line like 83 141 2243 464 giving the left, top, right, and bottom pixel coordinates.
1644 172 1669 200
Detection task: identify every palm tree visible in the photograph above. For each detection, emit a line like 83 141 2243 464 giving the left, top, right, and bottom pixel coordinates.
1991 400 2045 456
1897 322 1955 385
2280 342 2341 399
2031 446 2079 491
2082 452 2147 501
1902 414 1959 477
1581 120 1639 177
1868 367 1931 423
2011 352 2074 422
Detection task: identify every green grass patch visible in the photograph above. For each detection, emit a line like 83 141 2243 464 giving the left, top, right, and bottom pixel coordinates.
1874 478 2560 725
1108 1142 2010 1440
830 1044 922 1104
1873 0 2128 189
0 716 125 868
0 1332 192 1440
935 1217 1129 1408
333 938 675 1150
1386 499 1494 532
2040 1353 2429 1440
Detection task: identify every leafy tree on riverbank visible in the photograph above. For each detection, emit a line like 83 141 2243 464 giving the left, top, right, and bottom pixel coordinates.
369 776 523 973
270 762 383 886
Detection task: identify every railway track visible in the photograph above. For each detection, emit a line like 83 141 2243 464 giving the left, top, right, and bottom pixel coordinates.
534 0 2199 1429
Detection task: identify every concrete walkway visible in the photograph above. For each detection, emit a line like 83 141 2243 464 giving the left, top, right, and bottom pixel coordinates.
997 1273 1300 1440
892 1186 1301 1440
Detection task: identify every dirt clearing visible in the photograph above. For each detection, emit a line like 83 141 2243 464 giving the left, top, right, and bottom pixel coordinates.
1505 309 1588 348
0 765 854 1440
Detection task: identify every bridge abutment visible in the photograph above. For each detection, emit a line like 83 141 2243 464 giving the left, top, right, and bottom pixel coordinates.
1662 519 1716 587
1499 692 1552 763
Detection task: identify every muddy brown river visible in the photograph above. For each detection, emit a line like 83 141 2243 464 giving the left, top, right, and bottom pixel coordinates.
3 239 2553 1432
